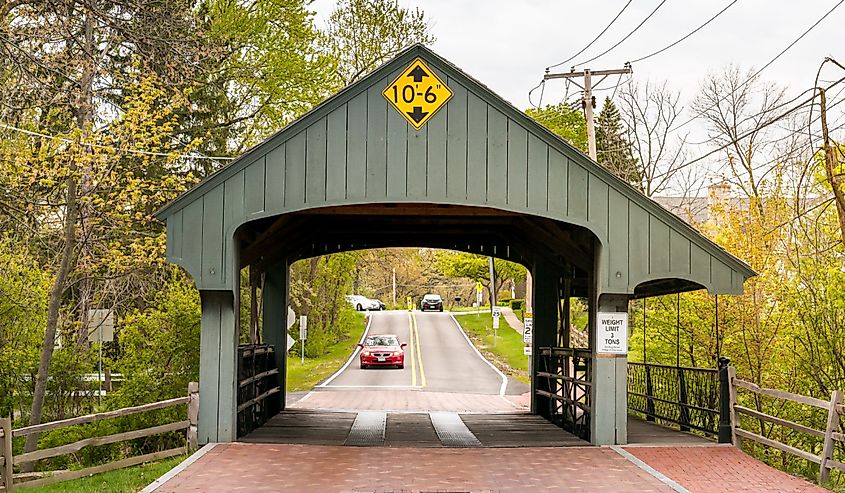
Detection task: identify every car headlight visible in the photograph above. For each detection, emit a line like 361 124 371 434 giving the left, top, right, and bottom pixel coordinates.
393 351 402 356
362 351 370 356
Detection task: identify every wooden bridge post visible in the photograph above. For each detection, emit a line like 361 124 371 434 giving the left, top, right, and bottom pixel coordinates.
262 261 288 412
531 261 559 420
198 290 238 444
591 293 630 445
187 382 199 450
1 416 12 491
819 389 843 483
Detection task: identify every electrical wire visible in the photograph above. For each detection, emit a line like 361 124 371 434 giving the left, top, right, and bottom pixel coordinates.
0 121 234 161
546 0 635 70
651 74 845 182
527 79 546 108
575 0 670 68
669 0 845 133
629 0 740 64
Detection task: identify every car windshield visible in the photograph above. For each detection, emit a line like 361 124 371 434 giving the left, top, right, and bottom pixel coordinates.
365 335 399 346
423 295 441 301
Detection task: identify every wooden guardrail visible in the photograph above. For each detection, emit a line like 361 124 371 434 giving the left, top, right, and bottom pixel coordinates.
727 367 844 483
0 382 198 491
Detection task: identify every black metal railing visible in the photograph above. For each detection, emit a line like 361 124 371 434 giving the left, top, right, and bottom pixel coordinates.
537 347 592 441
237 344 281 438
627 361 719 436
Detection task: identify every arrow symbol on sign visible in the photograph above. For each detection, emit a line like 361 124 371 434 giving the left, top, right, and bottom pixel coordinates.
407 65 429 82
406 106 428 124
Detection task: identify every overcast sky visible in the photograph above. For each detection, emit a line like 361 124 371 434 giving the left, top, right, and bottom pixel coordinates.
310 0 845 192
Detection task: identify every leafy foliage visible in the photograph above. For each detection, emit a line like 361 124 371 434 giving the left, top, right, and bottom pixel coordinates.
320 0 435 86
525 103 588 152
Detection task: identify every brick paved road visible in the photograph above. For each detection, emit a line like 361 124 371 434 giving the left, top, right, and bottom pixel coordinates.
154 443 674 492
626 445 827 493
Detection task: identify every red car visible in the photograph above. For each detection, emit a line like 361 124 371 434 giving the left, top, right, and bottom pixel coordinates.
358 334 407 369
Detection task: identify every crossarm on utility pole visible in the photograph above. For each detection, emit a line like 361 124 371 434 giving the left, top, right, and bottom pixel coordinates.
543 65 632 161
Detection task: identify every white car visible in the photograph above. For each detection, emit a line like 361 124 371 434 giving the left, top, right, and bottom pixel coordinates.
346 295 381 311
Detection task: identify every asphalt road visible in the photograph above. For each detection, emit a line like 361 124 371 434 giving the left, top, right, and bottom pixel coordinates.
322 310 508 395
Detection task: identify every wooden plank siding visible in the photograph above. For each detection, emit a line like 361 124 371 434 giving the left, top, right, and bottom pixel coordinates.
157 45 754 297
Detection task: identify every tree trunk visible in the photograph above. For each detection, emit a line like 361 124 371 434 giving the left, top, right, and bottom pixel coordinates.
22 1 94 469
22 168 77 470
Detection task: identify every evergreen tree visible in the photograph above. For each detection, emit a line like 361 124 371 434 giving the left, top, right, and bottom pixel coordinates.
596 97 641 188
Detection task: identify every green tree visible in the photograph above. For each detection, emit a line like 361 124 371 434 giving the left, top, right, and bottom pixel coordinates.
596 97 641 187
526 103 588 152
189 0 335 161
321 0 435 87
289 253 360 356
434 251 526 304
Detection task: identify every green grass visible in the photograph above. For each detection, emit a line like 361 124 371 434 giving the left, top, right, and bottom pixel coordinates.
21 455 187 493
453 312 529 384
448 305 489 312
286 312 367 391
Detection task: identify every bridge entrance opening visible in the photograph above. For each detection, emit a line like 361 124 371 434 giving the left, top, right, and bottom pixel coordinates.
234 205 596 447
156 45 753 447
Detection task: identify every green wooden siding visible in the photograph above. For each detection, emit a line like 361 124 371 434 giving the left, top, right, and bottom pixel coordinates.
157 45 753 296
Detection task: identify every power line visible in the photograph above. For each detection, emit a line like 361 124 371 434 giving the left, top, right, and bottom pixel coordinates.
669 0 845 133
575 0 670 68
0 121 234 161
651 74 845 182
629 0 740 64
546 0 635 70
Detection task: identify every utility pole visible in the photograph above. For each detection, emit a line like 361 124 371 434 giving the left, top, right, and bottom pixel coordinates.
819 87 845 245
392 268 397 307
544 65 632 160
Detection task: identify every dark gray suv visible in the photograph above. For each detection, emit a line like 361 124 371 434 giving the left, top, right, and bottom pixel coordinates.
420 294 443 312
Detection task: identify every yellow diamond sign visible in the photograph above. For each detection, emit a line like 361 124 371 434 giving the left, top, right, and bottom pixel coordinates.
383 58 453 130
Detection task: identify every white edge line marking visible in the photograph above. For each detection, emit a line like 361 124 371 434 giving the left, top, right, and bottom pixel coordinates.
314 385 423 389
318 312 373 387
140 443 218 493
610 446 691 493
448 313 508 396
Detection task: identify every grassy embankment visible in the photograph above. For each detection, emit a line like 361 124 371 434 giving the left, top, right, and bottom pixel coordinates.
22 454 188 493
452 311 529 384
286 311 367 391
25 313 367 492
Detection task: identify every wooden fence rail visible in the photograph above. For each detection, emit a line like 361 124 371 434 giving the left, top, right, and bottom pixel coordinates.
0 382 198 491
727 367 844 484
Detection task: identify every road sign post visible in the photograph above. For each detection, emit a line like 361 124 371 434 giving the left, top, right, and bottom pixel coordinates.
300 315 308 365
491 306 500 346
475 281 483 317
523 314 533 360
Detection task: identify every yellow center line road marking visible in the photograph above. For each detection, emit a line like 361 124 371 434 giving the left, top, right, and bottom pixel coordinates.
412 312 426 388
408 312 416 387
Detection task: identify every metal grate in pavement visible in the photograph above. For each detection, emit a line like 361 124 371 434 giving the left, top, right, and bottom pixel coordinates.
429 411 482 447
344 411 386 446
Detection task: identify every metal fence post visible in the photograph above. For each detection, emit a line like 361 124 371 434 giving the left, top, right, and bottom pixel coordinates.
819 389 843 484
187 382 199 451
1 416 13 491
678 367 690 432
717 357 732 444
645 365 655 421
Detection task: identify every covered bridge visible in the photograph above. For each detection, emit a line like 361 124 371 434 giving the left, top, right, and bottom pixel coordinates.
155 44 754 446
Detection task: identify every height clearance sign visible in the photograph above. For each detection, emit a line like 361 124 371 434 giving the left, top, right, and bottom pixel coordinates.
383 58 453 130
597 312 628 354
